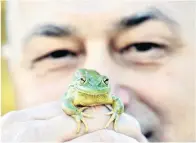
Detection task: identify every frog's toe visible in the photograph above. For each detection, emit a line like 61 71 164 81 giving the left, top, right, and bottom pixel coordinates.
76 121 81 133
114 115 119 131
72 115 82 134
79 107 89 112
82 112 93 118
72 114 90 133
104 112 116 129
79 107 93 118
81 118 88 133
105 111 113 115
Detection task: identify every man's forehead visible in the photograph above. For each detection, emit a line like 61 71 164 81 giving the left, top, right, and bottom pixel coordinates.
17 0 182 15
7 0 195 44
19 0 147 13
13 0 193 28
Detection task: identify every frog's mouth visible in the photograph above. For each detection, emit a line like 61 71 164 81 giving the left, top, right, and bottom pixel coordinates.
76 86 109 95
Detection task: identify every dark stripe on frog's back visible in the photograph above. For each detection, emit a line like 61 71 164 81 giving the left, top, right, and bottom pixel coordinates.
73 92 113 106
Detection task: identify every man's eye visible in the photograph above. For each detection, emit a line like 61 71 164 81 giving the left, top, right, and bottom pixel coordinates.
119 42 165 53
50 50 77 58
114 42 168 65
34 49 77 62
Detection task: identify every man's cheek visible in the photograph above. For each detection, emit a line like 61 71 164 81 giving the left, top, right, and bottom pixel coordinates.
129 71 184 116
15 73 72 108
34 77 71 98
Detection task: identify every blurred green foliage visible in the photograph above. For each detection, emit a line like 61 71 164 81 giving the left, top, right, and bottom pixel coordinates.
1 1 16 115
1 0 6 45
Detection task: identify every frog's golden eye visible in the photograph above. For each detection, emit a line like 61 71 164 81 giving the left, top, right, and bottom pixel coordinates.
80 77 86 84
103 77 109 85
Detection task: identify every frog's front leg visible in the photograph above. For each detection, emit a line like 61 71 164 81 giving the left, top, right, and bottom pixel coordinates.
105 95 124 131
62 96 92 134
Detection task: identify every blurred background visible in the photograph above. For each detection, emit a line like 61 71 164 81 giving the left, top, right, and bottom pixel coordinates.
1 1 16 115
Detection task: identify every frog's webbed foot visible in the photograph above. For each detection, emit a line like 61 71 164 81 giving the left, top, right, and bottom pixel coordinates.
72 107 93 134
72 113 88 133
104 110 120 131
104 96 124 131
62 98 93 134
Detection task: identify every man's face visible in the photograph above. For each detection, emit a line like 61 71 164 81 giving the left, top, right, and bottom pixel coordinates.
5 0 195 141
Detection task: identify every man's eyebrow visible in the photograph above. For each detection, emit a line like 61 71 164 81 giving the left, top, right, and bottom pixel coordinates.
118 7 177 29
25 24 75 40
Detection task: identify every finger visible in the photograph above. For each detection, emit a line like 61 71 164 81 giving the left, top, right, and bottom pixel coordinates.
24 100 63 119
64 106 146 142
2 105 146 142
1 101 63 128
115 113 147 142
84 106 147 142
66 130 140 142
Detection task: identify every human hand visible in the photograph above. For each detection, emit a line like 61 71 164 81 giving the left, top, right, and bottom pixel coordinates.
1 101 147 142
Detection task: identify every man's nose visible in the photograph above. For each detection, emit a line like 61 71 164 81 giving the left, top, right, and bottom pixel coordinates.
83 39 113 76
83 39 132 107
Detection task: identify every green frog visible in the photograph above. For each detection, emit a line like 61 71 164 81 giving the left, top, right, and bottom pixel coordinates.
62 69 124 133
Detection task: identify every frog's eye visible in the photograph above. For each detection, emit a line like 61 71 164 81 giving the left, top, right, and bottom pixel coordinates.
103 77 109 85
80 77 86 84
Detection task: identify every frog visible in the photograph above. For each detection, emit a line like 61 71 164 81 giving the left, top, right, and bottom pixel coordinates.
62 69 124 134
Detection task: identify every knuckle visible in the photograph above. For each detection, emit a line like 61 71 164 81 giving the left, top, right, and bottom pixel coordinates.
1 121 32 142
1 111 18 127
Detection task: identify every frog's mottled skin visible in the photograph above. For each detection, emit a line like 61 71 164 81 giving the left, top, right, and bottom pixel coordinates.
62 69 124 133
